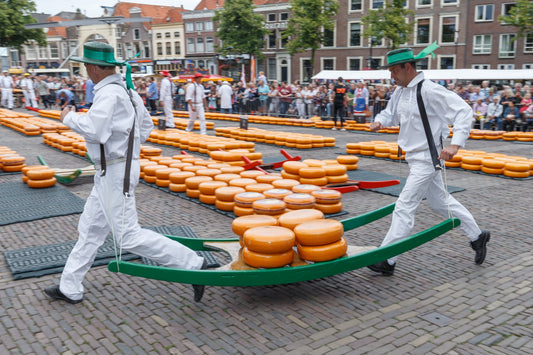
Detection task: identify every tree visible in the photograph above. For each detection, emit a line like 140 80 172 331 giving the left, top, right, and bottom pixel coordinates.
498 0 533 38
361 0 414 50
281 0 339 76
0 0 47 50
213 0 268 59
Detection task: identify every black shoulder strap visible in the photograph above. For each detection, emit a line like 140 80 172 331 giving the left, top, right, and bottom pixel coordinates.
416 80 442 170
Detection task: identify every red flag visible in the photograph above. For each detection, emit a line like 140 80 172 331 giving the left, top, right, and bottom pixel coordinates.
250 55 256 83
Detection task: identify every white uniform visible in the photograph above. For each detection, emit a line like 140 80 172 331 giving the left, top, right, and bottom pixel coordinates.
20 77 38 108
218 82 233 110
0 74 14 109
375 72 481 264
185 82 206 134
61 73 204 301
159 77 175 127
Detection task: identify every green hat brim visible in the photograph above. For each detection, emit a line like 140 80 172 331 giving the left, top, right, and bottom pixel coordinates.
70 56 121 67
380 58 419 69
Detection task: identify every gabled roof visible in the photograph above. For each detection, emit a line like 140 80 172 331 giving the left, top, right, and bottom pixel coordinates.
44 15 72 38
193 0 287 11
113 2 184 29
152 7 188 25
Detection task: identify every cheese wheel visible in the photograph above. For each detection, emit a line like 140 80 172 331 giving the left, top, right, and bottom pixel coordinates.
242 248 294 268
461 163 482 171
21 165 49 175
505 162 530 172
255 174 283 184
143 164 166 176
252 198 286 215
297 238 348 262
199 193 217 205
245 183 274 193
169 183 187 192
198 180 228 195
462 156 483 165
232 214 279 237
343 163 358 171
156 179 170 187
243 226 295 254
282 161 308 175
25 168 55 180
503 170 529 178
482 159 506 169
327 174 349 184
444 161 461 168
215 186 246 202
278 209 324 230
314 202 343 214
215 199 235 211
302 159 325 167
182 165 205 173
0 155 26 166
272 179 300 190
323 164 348 176
239 170 266 179
337 155 359 164
196 168 222 178
292 184 321 194
234 191 266 208
281 170 301 180
155 168 180 180
168 162 192 170
186 188 201 198
219 166 245 174
283 193 316 210
169 171 195 184
263 188 292 200
233 205 255 216
299 177 329 186
27 177 56 188
158 159 178 167
185 176 213 189
214 173 242 183
481 167 504 175
229 178 257 188
294 219 343 246
144 175 157 184
298 167 326 179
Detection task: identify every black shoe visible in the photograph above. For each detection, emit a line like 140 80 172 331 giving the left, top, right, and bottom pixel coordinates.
471 230 490 265
367 261 395 276
44 285 83 304
192 259 208 302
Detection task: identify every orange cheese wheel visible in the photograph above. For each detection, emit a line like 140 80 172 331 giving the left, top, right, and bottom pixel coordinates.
185 176 213 189
282 161 308 175
233 205 255 217
156 179 171 187
505 162 530 172
199 193 217 204
198 180 228 195
323 164 348 176
196 168 222 178
302 159 325 167
298 167 326 179
232 214 279 237
283 193 316 210
158 159 178 167
503 170 529 178
141 146 162 156
461 163 482 171
292 184 321 194
462 156 483 165
263 188 292 200
22 175 29 183
144 175 157 184
297 238 347 262
481 167 504 175
294 219 344 246
243 226 295 254
245 183 274 193
168 162 192 169
26 168 55 180
252 198 286 215
234 191 266 208
21 165 49 175
169 183 187 192
239 170 266 179
255 174 282 184
272 179 300 190
278 209 324 230
0 155 26 166
481 159 506 169
169 171 195 184
215 186 246 202
281 170 301 180
143 164 166 176
186 188 201 198
444 161 461 168
214 173 242 183
219 166 245 174
182 165 205 173
242 248 294 268
27 177 56 188
155 168 180 180
314 201 343 214
215 199 235 211
229 178 257 188
337 155 359 165
327 174 349 184
343 163 358 171
299 177 329 186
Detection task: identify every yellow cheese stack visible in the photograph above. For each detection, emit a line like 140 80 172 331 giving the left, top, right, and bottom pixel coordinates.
242 226 295 268
294 219 347 262
23 166 57 188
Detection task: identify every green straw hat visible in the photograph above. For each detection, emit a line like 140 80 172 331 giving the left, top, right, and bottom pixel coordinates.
382 42 439 68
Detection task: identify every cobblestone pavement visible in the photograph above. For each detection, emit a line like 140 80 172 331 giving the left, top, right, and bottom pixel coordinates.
0 108 532 354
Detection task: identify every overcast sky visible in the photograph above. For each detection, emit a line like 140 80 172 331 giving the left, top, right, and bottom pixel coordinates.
33 0 201 18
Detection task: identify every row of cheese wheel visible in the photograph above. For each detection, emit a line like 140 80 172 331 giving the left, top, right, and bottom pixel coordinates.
445 151 533 178
42 132 88 157
346 141 405 161
469 129 533 142
150 116 215 131
0 109 69 134
0 147 26 172
280 156 359 186
214 127 335 149
199 111 316 127
20 165 57 188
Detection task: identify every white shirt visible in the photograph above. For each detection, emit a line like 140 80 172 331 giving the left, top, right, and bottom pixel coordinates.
219 83 233 109
0 75 13 89
63 74 153 163
20 78 35 92
375 72 472 154
185 82 205 104
159 77 173 100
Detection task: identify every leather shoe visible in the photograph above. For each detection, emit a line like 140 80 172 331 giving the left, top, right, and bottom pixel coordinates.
192 259 208 302
367 260 395 276
470 230 490 265
44 285 83 304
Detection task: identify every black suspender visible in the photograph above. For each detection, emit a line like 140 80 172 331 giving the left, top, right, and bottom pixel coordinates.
416 80 442 171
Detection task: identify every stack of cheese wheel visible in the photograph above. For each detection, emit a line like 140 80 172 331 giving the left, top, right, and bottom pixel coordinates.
503 161 531 178
358 142 375 156
232 214 279 246
155 167 180 187
298 165 328 186
140 159 157 179
272 178 300 190
292 184 321 194
283 193 316 210
185 175 212 198
281 161 307 180
345 143 360 155
388 145 405 161
461 155 482 171
215 186 245 211
278 208 324 230
214 173 241 184
0 154 26 172
256 173 282 184
240 170 265 179
169 171 195 192
198 180 228 205
252 198 286 217
481 158 505 175
245 183 274 193
444 154 462 168
374 144 391 158
336 155 358 170
140 145 162 159
294 219 347 262
143 164 166 184
242 226 295 268
233 191 265 216
323 163 349 185
311 189 343 214
24 166 57 188
263 188 292 200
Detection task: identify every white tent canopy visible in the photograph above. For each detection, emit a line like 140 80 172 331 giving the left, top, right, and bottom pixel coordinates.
312 69 533 82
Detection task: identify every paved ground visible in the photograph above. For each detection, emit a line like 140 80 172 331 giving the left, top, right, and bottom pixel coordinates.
0 108 532 354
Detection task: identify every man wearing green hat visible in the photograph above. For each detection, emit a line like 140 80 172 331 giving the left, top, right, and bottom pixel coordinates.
44 42 207 304
367 43 490 276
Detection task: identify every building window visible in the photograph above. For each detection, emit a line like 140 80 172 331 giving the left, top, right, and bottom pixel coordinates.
268 32 276 49
125 43 133 58
116 27 121 38
475 4 494 22
49 43 59 59
440 56 454 69
165 32 171 38
267 58 276 80
323 28 334 47
143 42 150 58
473 35 491 54
38 46 47 59
196 38 204 53
157 33 162 39
198 60 205 68
350 0 362 11
524 34 533 53
322 58 334 70
348 58 361 70
416 18 430 44
499 34 516 58
280 36 288 49
133 29 140 40
206 37 214 52
302 59 312 83
498 63 515 69
116 43 122 58
372 0 384 9
501 3 516 17
418 58 429 69
157 43 163 56
205 21 213 31
418 0 431 6
174 32 180 38
349 23 361 47
443 0 457 4
26 45 36 60
174 42 181 55
187 38 195 53
472 64 490 69
165 42 171 56
69 41 78 56
195 22 203 32
280 13 289 21
186 23 194 32
441 16 456 43
61 42 68 58
523 64 533 69
268 13 276 22
134 43 141 57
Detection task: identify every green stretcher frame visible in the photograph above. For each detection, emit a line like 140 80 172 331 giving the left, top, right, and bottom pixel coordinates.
108 203 461 287
38 155 95 185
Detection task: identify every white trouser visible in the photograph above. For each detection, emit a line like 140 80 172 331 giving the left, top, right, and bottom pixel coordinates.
1 88 13 108
297 103 306 118
186 104 206 134
60 161 204 300
22 89 38 108
162 96 175 127
382 156 481 264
